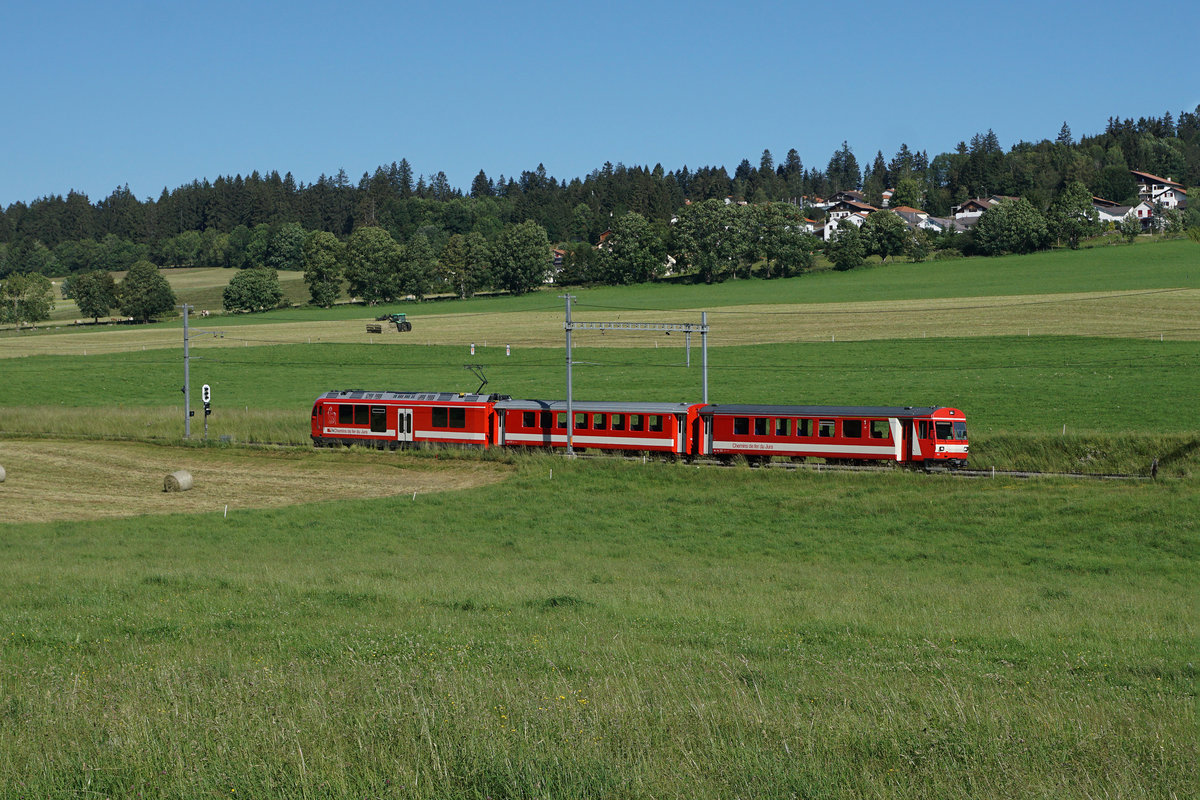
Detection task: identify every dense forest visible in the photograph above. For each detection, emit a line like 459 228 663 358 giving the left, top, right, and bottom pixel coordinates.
1 108 1197 299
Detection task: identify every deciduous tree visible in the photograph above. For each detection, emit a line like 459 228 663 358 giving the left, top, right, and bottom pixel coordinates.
1119 214 1142 243
1048 180 1099 249
860 210 909 262
972 198 1051 255
118 260 176 322
222 268 283 312
601 212 663 285
345 227 401 303
71 270 118 322
746 203 816 278
674 199 745 283
826 221 865 271
268 222 307 271
396 232 436 300
302 230 345 307
0 272 54 326
491 221 550 294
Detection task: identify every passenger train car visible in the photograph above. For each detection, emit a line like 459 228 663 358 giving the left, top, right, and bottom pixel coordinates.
310 391 969 467
699 404 968 467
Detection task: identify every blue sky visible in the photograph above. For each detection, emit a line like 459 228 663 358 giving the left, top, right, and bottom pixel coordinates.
2 0 1196 207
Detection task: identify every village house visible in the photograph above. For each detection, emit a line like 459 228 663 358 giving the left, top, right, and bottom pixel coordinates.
1093 202 1136 226
1130 170 1188 210
821 198 876 240
951 198 994 219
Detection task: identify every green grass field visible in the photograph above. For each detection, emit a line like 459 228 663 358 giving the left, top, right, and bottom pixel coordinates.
0 238 1197 798
40 268 310 323
0 460 1194 798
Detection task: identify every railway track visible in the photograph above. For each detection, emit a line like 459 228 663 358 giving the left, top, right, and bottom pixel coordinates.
572 452 1150 480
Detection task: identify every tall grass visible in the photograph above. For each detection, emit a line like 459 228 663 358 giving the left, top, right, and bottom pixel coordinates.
0 460 1194 798
2 406 1196 476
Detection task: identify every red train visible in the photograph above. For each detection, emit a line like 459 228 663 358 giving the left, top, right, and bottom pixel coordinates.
311 390 969 468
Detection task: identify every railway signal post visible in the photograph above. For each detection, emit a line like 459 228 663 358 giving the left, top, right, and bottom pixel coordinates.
202 383 211 440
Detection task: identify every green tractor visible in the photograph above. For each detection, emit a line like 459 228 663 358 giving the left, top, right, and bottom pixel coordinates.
373 312 412 332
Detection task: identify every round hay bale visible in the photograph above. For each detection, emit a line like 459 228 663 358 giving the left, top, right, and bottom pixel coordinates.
0 464 6 483
164 470 193 492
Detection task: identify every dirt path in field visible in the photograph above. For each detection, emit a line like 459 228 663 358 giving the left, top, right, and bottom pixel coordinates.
0 440 510 523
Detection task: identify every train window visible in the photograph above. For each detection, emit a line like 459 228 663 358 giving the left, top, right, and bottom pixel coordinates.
338 405 353 425
355 405 369 426
449 408 466 429
556 412 567 429
575 412 587 430
797 419 813 437
370 406 387 432
776 418 791 436
818 419 836 437
935 422 954 440
612 414 626 431
630 414 644 431
593 414 607 430
843 419 863 438
870 420 890 439
311 405 319 418
754 418 769 436
541 411 552 429
918 421 930 439
953 421 968 439
733 417 749 435
523 411 536 428
648 415 663 432
432 407 448 427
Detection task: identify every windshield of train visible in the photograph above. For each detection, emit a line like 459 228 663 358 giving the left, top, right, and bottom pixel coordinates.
936 420 968 440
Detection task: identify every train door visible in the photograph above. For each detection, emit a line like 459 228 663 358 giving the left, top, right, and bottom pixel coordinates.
888 418 904 461
911 420 931 460
397 408 414 444
495 409 506 447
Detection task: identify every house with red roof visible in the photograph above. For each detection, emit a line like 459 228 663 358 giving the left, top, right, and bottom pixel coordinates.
1131 170 1188 209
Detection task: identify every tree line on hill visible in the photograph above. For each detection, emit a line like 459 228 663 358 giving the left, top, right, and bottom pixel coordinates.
1 108 1198 324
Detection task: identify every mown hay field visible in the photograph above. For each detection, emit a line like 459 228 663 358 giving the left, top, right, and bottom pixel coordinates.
0 439 509 523
5 287 1200 360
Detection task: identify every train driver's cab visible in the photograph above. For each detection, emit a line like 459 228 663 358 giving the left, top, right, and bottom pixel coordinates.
936 420 968 441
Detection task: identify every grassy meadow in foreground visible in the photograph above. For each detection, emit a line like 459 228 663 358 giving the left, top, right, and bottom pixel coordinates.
0 458 1195 799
